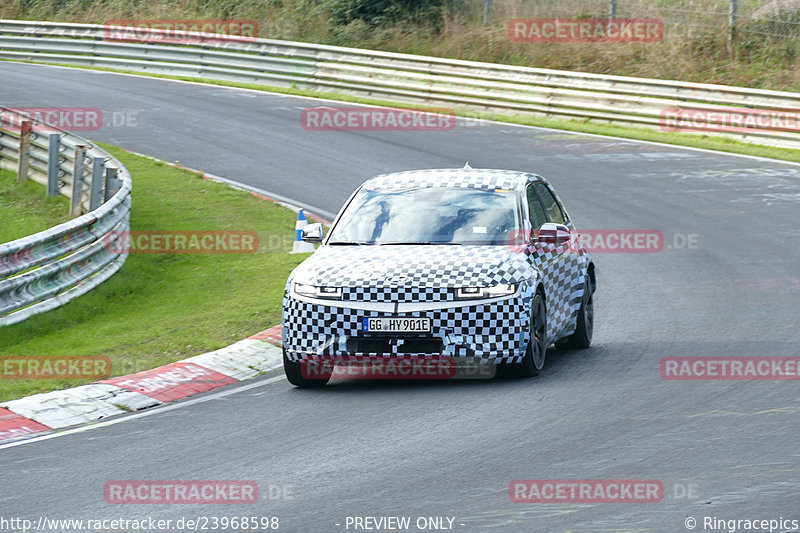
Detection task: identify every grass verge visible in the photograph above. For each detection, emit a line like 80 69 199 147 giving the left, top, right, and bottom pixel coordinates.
0 144 307 402
8 60 800 164
2 56 798 401
1 1 799 91
0 168 71 243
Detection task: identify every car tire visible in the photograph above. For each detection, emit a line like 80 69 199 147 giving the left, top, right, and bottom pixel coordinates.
283 348 331 387
509 290 547 378
559 276 593 349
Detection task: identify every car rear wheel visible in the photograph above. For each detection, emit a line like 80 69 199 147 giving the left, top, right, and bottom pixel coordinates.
559 276 593 349
283 349 331 387
509 291 546 378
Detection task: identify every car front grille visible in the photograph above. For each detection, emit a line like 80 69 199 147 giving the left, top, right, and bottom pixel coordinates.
341 286 454 303
345 336 444 355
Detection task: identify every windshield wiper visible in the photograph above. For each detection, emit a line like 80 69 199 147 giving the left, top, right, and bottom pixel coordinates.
327 241 375 245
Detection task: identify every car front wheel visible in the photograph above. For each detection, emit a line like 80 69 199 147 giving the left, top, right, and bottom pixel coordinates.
283 349 331 387
559 276 593 349
509 290 547 378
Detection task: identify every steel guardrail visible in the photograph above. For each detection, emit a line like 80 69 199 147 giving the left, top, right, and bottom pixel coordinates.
1 19 799 149
0 105 131 326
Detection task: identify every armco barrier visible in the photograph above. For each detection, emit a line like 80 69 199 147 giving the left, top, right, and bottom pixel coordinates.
0 105 131 326
1 19 799 149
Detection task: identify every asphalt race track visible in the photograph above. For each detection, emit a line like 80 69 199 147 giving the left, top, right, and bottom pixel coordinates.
1 62 799 532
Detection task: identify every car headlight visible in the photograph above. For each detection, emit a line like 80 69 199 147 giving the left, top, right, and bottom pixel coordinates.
456 283 517 300
293 282 342 300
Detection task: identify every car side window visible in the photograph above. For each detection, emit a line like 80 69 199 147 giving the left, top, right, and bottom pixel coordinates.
533 183 566 224
526 185 548 230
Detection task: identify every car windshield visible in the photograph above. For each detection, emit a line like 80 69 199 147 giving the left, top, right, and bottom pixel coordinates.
327 187 521 245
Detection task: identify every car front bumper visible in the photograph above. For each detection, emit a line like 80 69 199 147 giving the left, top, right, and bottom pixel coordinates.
282 287 533 364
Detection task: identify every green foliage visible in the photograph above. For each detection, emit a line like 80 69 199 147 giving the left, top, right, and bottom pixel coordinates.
1 1 799 95
0 146 305 402
325 0 443 27
744 2 800 40
0 169 70 244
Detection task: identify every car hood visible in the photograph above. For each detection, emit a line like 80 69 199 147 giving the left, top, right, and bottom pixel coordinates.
290 244 533 288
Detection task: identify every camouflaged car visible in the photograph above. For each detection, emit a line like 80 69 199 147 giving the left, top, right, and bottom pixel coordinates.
282 167 596 387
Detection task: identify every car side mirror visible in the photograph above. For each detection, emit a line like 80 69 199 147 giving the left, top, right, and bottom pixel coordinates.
301 223 324 243
534 222 571 247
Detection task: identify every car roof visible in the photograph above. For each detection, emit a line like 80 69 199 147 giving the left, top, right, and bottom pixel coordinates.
361 168 543 192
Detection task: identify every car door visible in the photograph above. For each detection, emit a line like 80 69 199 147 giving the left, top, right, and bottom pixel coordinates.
533 182 587 340
526 181 579 343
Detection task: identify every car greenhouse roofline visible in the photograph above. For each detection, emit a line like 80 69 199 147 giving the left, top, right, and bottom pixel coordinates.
361 168 542 191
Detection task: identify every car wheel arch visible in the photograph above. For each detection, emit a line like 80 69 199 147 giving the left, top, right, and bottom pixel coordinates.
587 262 596 293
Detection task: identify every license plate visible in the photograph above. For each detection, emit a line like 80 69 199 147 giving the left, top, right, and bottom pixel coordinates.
362 317 431 333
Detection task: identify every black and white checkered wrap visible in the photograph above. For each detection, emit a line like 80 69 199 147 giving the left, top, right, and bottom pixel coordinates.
282 169 593 364
283 283 534 363
294 246 529 292
283 243 589 362
343 286 455 303
526 176 588 341
363 169 530 191
529 240 589 342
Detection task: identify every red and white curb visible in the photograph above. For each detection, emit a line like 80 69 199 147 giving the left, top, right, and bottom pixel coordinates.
0 326 283 443
0 156 316 444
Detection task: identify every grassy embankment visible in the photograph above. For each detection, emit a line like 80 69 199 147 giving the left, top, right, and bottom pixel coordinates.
0 146 306 402
1 0 798 91
2 0 799 161
0 168 70 243
1 0 799 401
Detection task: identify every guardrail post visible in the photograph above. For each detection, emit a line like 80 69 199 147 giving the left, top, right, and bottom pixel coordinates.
104 167 120 202
728 0 738 43
70 145 86 217
47 133 61 197
16 120 31 184
89 157 105 210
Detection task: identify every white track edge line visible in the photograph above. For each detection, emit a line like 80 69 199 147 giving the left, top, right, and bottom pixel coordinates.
0 374 286 450
8 60 800 168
